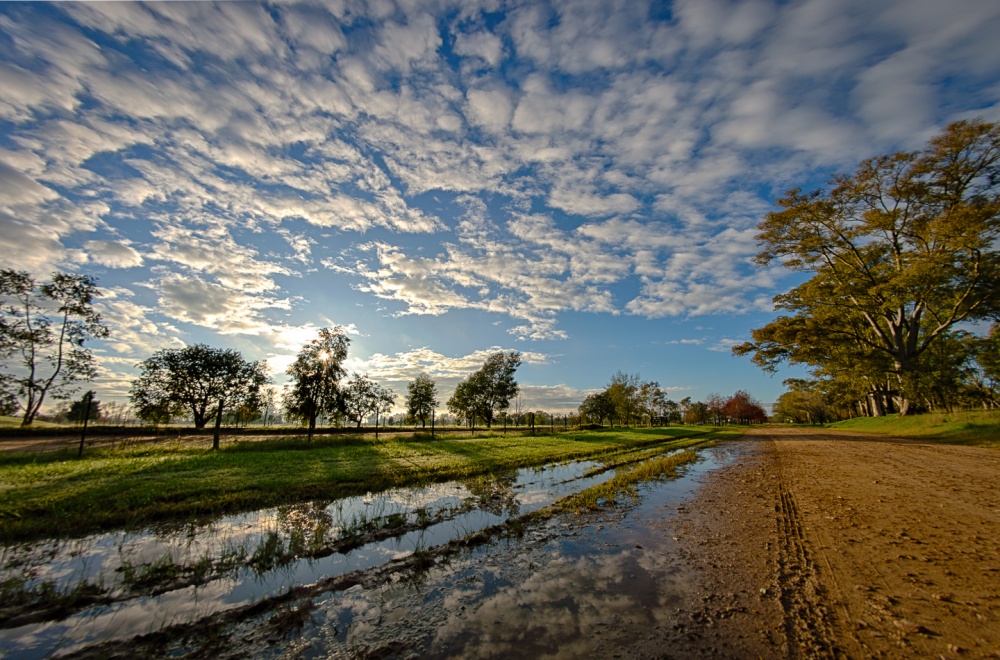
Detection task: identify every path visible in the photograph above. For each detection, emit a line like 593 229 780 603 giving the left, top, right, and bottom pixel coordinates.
673 427 1000 657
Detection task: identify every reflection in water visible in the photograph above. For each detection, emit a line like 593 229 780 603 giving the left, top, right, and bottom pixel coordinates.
236 447 734 659
0 445 730 659
0 456 619 657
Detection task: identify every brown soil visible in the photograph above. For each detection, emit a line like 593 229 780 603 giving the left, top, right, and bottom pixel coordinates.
670 427 1000 658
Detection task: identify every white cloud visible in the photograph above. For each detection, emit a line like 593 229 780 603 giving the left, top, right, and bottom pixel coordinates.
84 240 144 269
155 274 289 334
453 29 504 67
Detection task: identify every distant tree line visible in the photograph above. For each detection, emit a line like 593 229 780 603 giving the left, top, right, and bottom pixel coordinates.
735 120 1000 418
2 270 771 439
578 371 766 426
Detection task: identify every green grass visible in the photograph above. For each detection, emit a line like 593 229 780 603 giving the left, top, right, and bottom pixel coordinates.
0 426 720 544
0 415 63 429
827 409 1000 448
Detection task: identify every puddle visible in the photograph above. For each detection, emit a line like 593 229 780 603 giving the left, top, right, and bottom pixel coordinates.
1 446 701 658
240 446 739 659
62 444 741 659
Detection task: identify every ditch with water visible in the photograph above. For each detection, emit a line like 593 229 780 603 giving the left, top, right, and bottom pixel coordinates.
0 438 738 658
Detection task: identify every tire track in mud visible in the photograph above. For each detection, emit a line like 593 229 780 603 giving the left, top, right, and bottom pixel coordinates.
774 452 839 659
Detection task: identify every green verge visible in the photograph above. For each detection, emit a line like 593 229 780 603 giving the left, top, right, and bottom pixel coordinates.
826 409 1000 448
0 415 62 429
0 426 721 544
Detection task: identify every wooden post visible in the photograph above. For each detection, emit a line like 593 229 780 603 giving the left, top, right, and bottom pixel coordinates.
77 391 93 458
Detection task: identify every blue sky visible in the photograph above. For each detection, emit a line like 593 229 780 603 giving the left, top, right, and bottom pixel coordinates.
2 0 999 414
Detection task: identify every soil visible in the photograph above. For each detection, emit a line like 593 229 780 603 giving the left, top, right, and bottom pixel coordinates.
669 427 1000 658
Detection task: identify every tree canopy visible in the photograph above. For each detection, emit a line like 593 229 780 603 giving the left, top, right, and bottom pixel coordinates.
734 120 1000 415
446 351 521 429
67 390 101 423
343 373 395 428
130 344 269 449
283 327 350 440
0 269 109 426
405 373 438 427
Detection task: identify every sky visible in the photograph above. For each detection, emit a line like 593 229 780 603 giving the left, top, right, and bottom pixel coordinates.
2 0 999 415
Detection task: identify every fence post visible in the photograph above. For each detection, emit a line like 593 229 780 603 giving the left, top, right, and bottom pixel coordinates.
77 391 93 458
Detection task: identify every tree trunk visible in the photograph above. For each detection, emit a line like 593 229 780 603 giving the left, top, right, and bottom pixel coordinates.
213 401 223 450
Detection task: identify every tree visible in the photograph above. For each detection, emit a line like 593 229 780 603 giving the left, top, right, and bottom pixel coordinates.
607 371 640 426
67 390 101 423
130 344 269 449
723 390 768 425
447 379 477 428
736 120 1000 414
773 379 835 424
343 374 395 429
448 351 522 429
579 390 614 425
284 327 350 440
682 398 711 425
0 374 19 416
706 393 727 425
0 269 109 426
406 373 438 428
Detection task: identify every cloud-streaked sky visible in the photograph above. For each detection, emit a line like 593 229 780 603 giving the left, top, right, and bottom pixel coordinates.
2 0 998 413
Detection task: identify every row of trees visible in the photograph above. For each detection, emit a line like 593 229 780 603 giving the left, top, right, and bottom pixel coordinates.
1 269 769 435
125 328 526 447
578 371 767 426
735 120 1000 417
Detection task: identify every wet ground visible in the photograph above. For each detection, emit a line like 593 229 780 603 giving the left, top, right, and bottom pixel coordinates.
1 441 717 658
10 428 992 658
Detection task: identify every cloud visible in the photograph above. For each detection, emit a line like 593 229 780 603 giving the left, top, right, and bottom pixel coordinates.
453 29 504 67
155 274 289 334
1 0 997 396
84 240 144 269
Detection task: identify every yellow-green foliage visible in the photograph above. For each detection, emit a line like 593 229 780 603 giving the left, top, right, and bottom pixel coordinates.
828 409 1000 448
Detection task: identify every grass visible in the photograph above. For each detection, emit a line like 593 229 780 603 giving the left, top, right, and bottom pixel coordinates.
827 409 1000 448
0 416 62 429
557 450 701 512
0 426 719 544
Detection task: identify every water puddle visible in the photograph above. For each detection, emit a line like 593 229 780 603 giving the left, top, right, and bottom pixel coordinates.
1 445 703 658
205 445 741 659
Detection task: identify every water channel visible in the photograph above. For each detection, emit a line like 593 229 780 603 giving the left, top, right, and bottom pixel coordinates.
0 442 734 658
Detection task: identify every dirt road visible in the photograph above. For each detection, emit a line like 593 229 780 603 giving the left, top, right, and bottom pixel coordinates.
674 427 1000 658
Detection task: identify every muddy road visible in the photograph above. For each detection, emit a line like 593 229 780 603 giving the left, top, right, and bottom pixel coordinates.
5 428 999 658
714 427 1000 658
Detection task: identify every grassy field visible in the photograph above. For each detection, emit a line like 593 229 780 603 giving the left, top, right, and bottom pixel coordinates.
0 426 733 544
0 415 63 429
827 409 1000 448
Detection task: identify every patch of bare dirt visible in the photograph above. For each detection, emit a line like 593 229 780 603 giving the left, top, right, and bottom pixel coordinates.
672 427 1000 658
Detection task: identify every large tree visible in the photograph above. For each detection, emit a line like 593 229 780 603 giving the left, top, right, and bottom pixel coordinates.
578 389 615 426
130 344 269 449
466 351 523 428
283 327 350 440
342 373 395 429
735 120 1000 414
0 269 109 426
67 390 101 423
607 371 640 426
405 373 438 428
